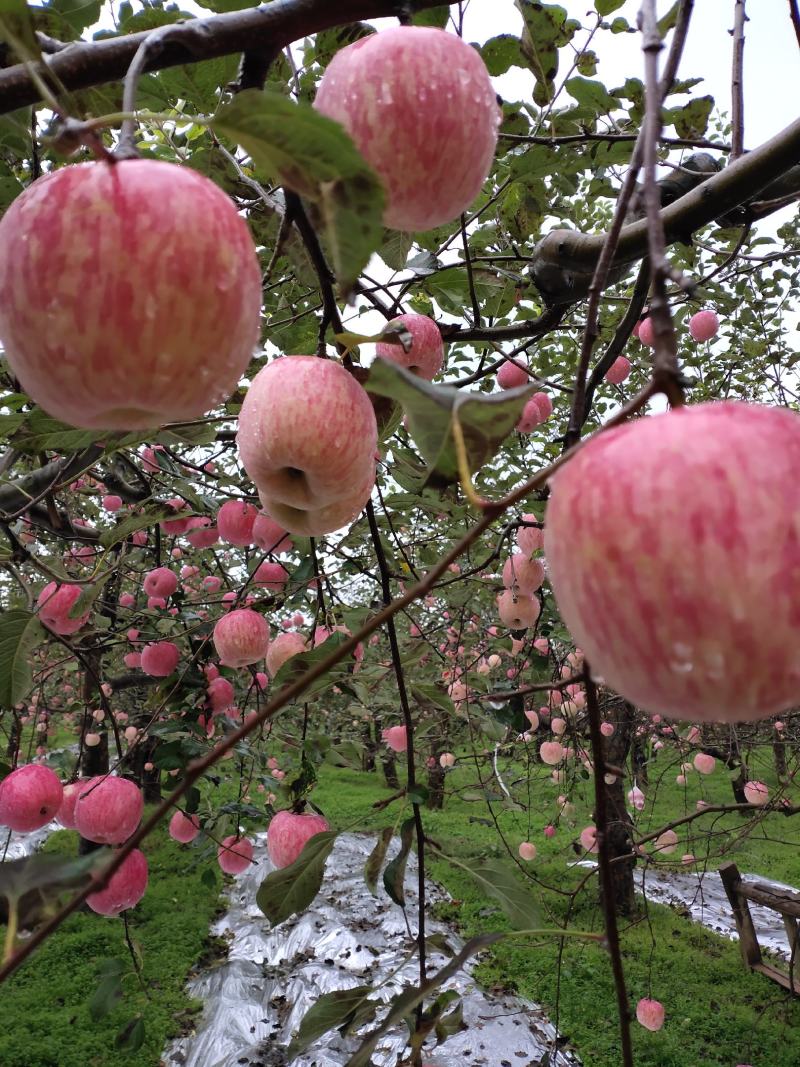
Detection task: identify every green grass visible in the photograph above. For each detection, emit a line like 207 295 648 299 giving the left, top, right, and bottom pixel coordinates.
1 748 798 1067
0 819 225 1067
313 758 800 1067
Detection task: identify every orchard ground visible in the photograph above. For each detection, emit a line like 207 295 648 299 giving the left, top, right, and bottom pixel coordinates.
2 750 799 1067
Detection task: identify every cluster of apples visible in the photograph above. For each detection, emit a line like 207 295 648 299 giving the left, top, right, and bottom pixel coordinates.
496 515 545 629
0 26 499 539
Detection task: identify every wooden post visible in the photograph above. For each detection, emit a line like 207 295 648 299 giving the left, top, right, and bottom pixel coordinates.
783 916 799 984
719 862 762 968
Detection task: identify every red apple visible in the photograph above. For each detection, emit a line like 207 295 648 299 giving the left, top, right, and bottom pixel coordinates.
73 776 143 845
0 764 63 832
37 582 90 636
267 810 330 869
0 159 262 429
266 631 307 677
217 834 253 874
212 608 270 667
237 356 377 536
141 641 180 678
375 314 444 380
87 848 148 916
142 567 178 599
314 26 499 231
168 810 201 843
545 402 800 722
217 500 259 546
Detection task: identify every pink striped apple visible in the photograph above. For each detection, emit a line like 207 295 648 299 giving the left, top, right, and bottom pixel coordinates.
314 27 499 231
545 402 800 722
375 314 444 380
237 356 377 536
267 810 330 869
0 159 261 429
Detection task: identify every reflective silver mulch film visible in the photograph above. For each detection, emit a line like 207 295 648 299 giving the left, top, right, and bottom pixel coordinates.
577 859 795 959
165 832 580 1067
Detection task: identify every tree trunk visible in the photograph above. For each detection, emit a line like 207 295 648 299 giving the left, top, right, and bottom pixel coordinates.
426 758 445 810
129 727 162 803
599 701 637 917
773 739 788 783
6 711 21 761
380 752 400 790
361 721 376 771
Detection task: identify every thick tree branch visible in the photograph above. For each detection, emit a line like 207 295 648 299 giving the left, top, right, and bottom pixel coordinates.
0 0 449 113
531 114 800 305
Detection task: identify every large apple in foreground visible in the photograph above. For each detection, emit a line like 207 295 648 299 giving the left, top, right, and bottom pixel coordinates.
314 26 500 232
544 402 800 722
237 356 377 536
0 159 262 429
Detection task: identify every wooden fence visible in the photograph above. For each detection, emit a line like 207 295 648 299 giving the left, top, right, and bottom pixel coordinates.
719 861 800 994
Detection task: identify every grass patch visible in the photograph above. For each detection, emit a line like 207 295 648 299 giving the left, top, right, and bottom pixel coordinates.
313 760 800 1067
0 817 224 1067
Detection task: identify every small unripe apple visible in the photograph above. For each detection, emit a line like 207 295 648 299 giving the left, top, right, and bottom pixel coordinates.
237 356 377 536
314 27 499 231
375 314 444 380
0 764 63 831
267 810 330 869
545 402 800 722
87 848 148 916
0 159 262 429
74 776 143 845
213 608 270 667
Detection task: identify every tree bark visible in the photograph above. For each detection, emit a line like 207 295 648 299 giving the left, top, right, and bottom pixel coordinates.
599 701 637 917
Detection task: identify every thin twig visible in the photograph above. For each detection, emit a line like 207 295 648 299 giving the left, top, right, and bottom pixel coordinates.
731 0 747 160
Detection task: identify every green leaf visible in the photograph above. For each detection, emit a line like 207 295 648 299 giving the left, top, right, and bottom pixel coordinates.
364 827 393 896
565 76 618 115
365 359 535 487
214 89 385 292
43 0 103 36
10 411 100 453
0 0 41 62
481 34 524 76
68 574 111 619
382 817 415 907
256 830 338 925
0 610 45 707
412 5 449 27
272 631 351 700
115 1016 145 1053
595 0 625 13
335 320 412 353
99 506 174 550
288 985 379 1058
89 959 127 1022
0 849 107 905
672 94 714 140
462 861 542 930
379 228 414 270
